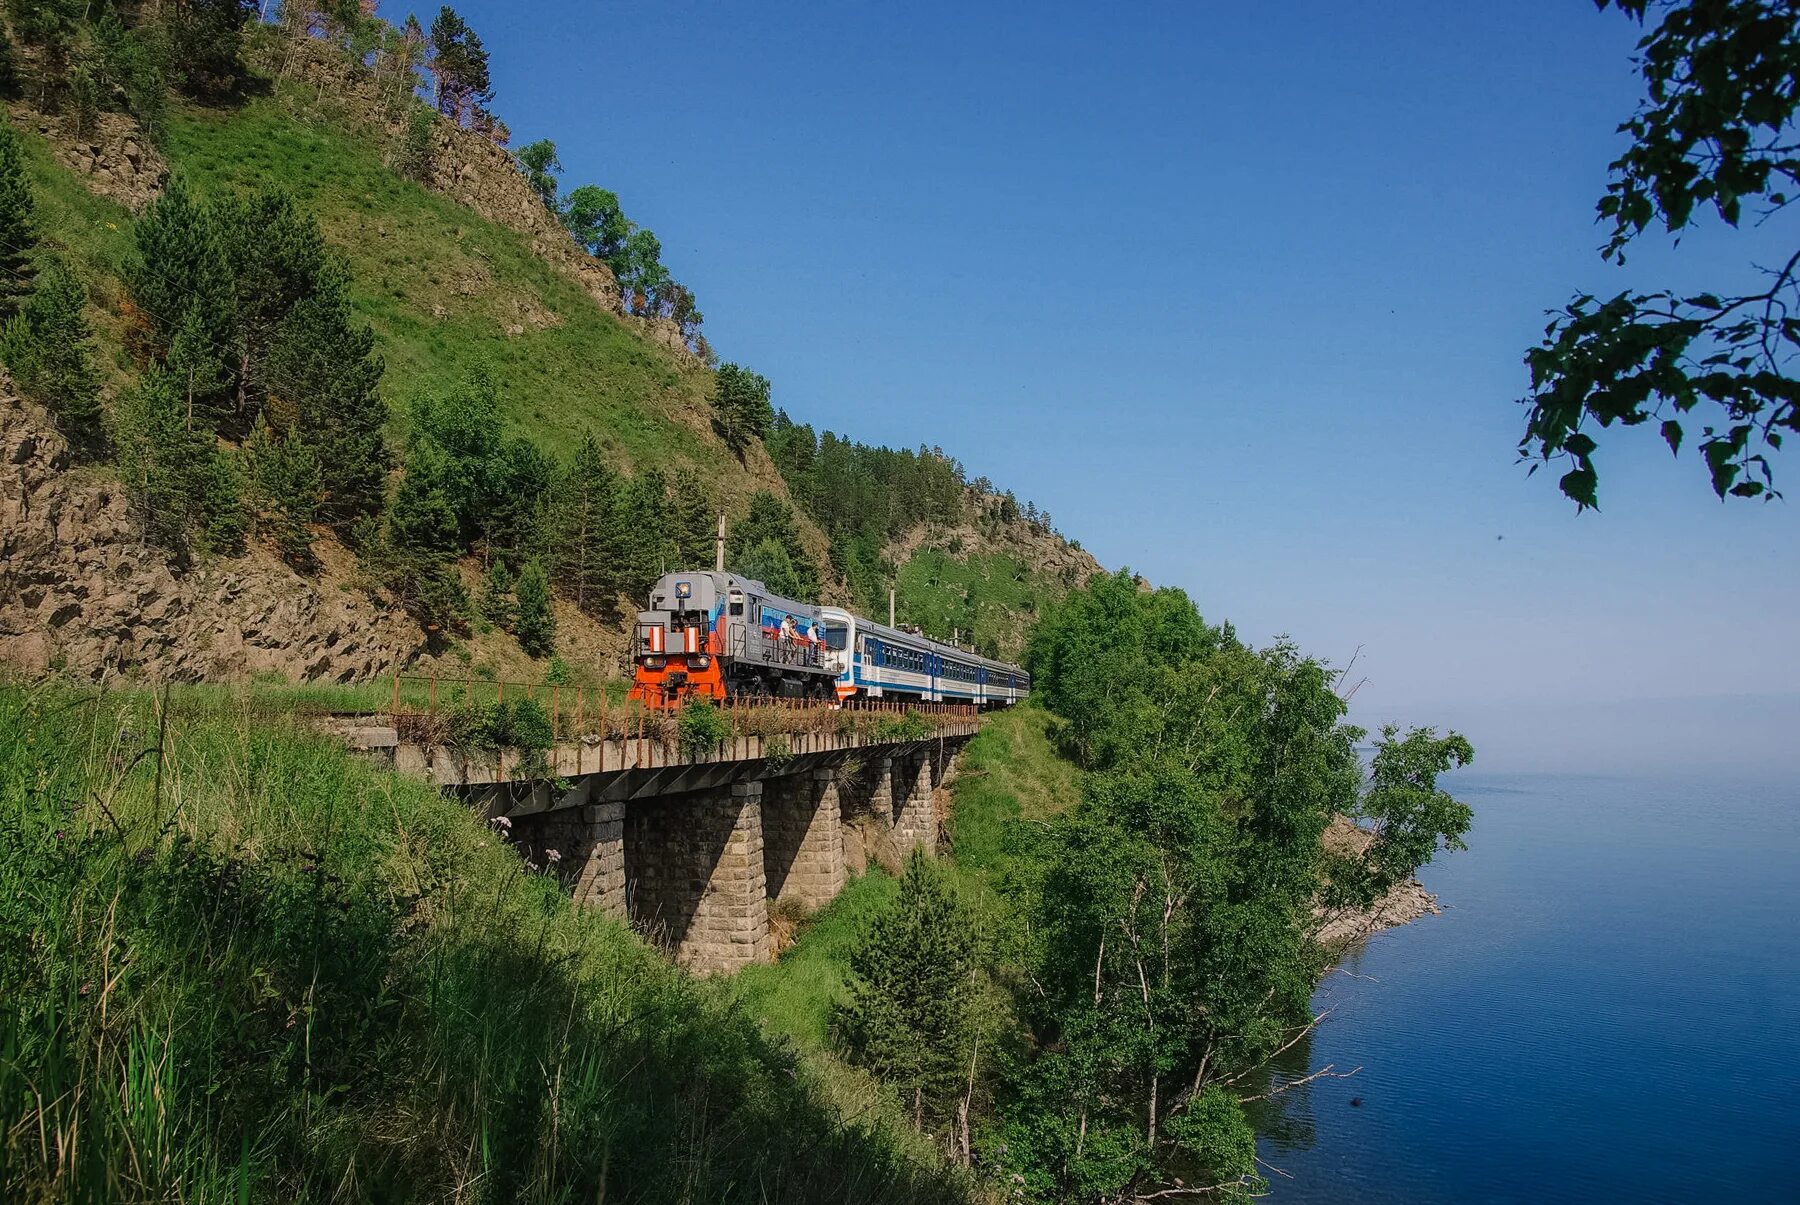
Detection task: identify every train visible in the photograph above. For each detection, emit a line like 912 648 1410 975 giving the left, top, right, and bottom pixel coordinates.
627 568 1031 710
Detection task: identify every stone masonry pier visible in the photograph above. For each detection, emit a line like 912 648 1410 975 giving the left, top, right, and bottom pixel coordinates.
342 720 976 973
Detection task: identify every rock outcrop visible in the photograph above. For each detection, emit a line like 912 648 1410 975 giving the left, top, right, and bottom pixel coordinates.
0 389 422 683
24 109 168 212
1314 815 1442 947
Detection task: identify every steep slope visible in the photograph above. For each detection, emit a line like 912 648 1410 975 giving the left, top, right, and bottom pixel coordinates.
1 21 1095 685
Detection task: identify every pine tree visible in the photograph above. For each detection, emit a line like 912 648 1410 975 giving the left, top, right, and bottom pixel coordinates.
513 558 555 658
164 0 257 100
671 468 715 568
711 363 773 455
388 437 467 631
3 258 106 459
613 468 674 599
199 449 248 556
833 850 980 1127
728 491 819 598
265 274 388 531
246 420 322 568
390 438 461 557
127 182 234 426
114 366 219 561
477 557 515 629
0 126 35 321
549 431 618 613
213 189 331 420
428 6 492 125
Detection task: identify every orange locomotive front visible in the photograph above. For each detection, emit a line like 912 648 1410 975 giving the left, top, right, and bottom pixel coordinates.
626 570 841 710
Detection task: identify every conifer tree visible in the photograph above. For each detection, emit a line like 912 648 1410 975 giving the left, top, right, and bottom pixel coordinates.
513 559 555 658
712 362 773 455
265 277 388 532
199 450 247 556
549 432 619 613
3 258 105 459
0 126 36 321
128 182 234 426
214 189 330 418
477 557 515 629
428 6 491 125
114 366 227 561
833 849 980 1127
246 420 322 568
728 491 819 598
388 437 467 630
671 468 715 568
164 0 256 100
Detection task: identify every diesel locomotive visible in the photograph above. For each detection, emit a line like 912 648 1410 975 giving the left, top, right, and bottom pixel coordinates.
627 569 1030 710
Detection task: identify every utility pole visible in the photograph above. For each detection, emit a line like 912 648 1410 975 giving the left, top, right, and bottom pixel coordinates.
889 587 896 628
714 514 726 572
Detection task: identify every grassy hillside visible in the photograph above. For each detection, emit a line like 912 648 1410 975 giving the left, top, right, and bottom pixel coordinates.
5 21 1098 680
0 682 970 1203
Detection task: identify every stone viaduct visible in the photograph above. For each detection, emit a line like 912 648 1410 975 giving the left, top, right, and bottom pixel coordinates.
344 720 979 973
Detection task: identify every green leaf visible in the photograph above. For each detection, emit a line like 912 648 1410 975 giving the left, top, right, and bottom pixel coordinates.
1660 420 1682 456
1559 466 1599 509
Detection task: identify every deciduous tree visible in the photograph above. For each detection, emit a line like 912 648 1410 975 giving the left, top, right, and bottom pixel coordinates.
1520 0 1800 506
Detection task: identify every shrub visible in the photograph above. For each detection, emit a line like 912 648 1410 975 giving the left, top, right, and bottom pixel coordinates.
678 699 732 759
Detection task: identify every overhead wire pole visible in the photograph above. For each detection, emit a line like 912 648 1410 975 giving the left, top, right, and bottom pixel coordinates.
715 513 726 571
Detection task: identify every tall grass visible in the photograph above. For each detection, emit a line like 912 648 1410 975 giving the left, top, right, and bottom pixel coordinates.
0 684 971 1203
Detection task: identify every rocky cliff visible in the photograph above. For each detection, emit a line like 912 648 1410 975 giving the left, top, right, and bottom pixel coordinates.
0 389 422 683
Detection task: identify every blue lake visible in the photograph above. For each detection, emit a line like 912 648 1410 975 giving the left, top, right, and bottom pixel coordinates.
1259 769 1800 1204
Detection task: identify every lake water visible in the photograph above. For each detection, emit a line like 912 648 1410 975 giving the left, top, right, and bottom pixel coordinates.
1259 768 1800 1203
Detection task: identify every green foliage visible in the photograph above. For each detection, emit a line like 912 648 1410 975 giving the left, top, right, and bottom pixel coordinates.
163 0 256 99
0 125 37 320
766 412 976 611
870 710 933 744
1025 569 1220 769
428 5 492 125
92 8 169 143
834 850 982 1127
561 183 630 260
513 558 556 658
515 138 561 210
548 430 620 612
113 366 243 562
446 694 555 751
244 420 321 568
1520 0 1800 505
711 361 773 454
895 551 1055 661
398 103 436 180
0 686 969 1202
477 556 516 628
2 256 105 458
677 698 732 758
996 573 1474 1200
728 491 819 599
1324 726 1475 914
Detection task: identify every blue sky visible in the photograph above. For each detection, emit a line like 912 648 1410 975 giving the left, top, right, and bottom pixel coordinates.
419 0 1796 745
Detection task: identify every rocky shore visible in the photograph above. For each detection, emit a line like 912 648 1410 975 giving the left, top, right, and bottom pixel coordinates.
1314 814 1442 948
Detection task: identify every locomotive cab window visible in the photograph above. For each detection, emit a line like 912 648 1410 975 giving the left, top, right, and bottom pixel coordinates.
728 591 745 616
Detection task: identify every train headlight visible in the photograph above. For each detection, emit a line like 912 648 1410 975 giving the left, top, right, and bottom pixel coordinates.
689 655 711 669
643 656 667 670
